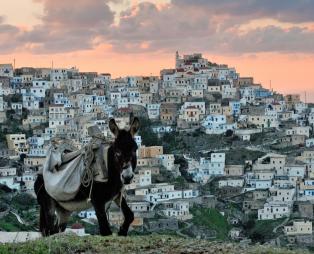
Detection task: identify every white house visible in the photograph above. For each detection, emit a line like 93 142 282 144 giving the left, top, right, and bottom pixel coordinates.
50 68 68 81
117 97 129 109
135 183 175 196
30 87 46 98
201 115 236 134
22 93 40 110
308 112 314 125
0 176 20 190
190 153 225 183
0 167 17 177
282 165 306 178
125 169 152 190
94 73 111 84
157 154 175 170
0 64 13 77
110 92 122 105
78 209 96 219
294 102 308 114
229 101 241 116
286 126 310 138
235 128 262 141
136 183 198 204
147 104 160 120
284 220 312 236
306 138 314 148
152 126 173 134
299 179 314 200
240 86 256 103
247 115 279 128
218 178 244 188
182 102 206 115
161 200 191 220
269 186 295 203
48 105 68 128
255 179 272 190
0 96 4 112
134 135 142 147
17 172 36 191
32 80 52 90
129 201 151 212
11 103 23 114
258 203 290 220
6 134 28 154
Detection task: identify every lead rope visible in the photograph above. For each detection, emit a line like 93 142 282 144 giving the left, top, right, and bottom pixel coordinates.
104 187 125 224
120 185 126 226
87 176 94 203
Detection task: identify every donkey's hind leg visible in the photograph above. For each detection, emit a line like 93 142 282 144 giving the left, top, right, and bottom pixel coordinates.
55 205 71 233
40 197 57 236
34 175 57 236
114 194 134 236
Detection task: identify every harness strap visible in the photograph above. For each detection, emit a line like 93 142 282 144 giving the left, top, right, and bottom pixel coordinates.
35 182 44 197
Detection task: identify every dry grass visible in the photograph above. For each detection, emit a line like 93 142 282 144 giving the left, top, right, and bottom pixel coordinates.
0 233 308 254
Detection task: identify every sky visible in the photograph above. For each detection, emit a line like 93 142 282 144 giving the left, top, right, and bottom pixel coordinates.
1 0 314 101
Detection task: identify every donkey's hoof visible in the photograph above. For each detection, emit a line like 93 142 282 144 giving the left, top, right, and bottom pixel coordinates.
101 230 112 236
118 229 128 236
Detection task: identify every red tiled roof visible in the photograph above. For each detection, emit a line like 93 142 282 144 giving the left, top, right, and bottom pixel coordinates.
118 107 131 113
71 223 84 229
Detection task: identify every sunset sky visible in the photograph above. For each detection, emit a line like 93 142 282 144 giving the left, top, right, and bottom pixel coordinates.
1 0 314 101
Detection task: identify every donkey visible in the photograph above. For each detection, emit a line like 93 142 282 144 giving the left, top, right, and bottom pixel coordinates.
34 117 139 236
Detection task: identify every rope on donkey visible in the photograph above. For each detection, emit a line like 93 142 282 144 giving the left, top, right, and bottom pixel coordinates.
81 142 96 202
81 136 110 202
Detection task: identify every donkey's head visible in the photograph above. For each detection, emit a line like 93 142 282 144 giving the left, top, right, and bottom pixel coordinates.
109 115 139 184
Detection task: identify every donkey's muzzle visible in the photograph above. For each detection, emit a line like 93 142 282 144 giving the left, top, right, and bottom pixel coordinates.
122 174 134 184
121 164 134 184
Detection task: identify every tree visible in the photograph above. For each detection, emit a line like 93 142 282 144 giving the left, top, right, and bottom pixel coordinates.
225 129 233 137
138 117 161 146
22 108 29 120
9 94 22 103
19 154 27 162
12 193 36 209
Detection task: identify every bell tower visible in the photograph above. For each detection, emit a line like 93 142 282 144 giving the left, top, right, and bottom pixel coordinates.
175 51 180 68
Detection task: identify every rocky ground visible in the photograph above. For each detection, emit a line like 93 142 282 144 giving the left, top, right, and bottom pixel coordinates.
0 234 308 254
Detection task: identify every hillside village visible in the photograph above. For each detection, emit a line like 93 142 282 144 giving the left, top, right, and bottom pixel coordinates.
1 52 314 250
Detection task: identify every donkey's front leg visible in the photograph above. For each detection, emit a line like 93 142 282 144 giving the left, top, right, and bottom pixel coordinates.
93 202 112 236
114 194 134 236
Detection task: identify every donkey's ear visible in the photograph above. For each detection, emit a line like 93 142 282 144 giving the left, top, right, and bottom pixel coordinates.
130 117 140 136
109 118 119 137
129 112 134 125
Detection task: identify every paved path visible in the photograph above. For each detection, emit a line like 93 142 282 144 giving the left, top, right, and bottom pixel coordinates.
273 217 289 234
10 211 26 225
176 221 193 238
